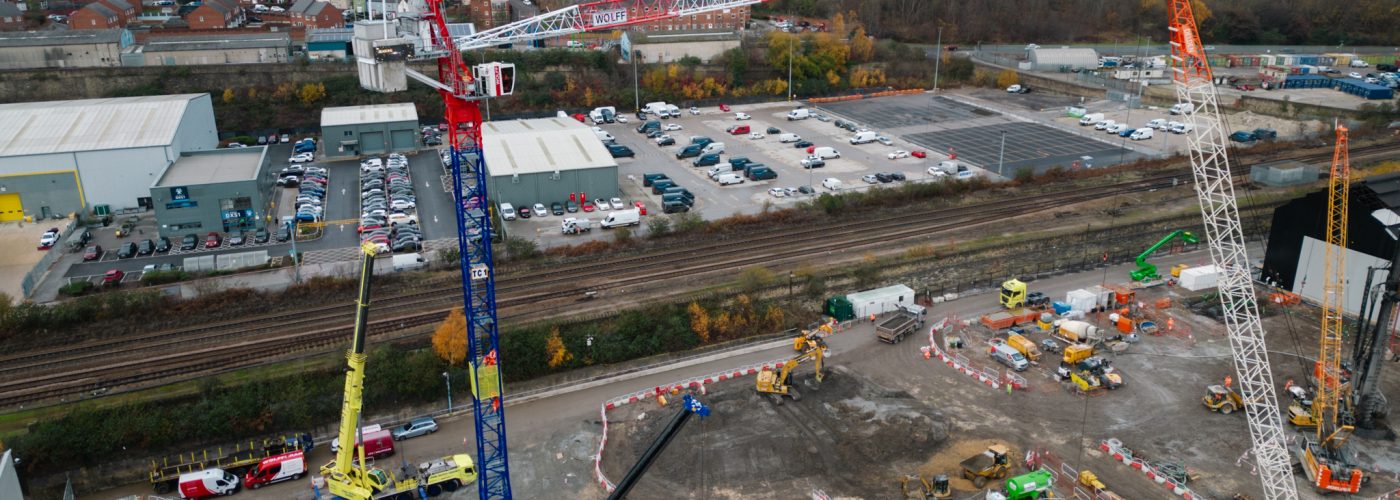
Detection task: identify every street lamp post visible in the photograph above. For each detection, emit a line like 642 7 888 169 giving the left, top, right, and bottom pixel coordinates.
787 34 794 101
442 371 452 412
286 221 301 284
932 26 942 94
997 131 1007 178
632 49 640 112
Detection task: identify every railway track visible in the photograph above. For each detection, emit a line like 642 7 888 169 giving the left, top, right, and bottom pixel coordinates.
3 142 1396 409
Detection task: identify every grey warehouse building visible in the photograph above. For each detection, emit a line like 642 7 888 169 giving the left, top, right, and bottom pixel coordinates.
150 147 272 238
0 29 131 70
321 103 419 159
482 117 619 212
0 94 218 222
1027 47 1099 71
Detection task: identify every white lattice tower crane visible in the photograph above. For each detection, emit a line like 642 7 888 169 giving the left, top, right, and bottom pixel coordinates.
1165 1 1298 498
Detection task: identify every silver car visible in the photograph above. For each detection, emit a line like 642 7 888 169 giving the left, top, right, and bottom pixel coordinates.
392 417 438 441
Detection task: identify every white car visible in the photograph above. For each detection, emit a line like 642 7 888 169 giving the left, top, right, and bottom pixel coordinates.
226 142 248 148
1349 72 1363 79
289 152 314 163
268 5 284 12
887 150 909 160
609 197 625 210
532 203 548 217
821 177 843 190
615 116 628 124
768 187 788 198
876 136 893 146
689 107 700 115
926 166 948 178
748 132 765 140
654 134 672 144
1094 120 1116 131
39 229 60 248
862 174 879 184
390 199 416 210
1006 84 1023 93
663 123 682 131
735 112 752 120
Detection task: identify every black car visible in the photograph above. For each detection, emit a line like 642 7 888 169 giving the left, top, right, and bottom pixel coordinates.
137 239 155 256
276 176 300 187
875 172 893 183
551 202 564 215
117 241 138 259
276 225 292 242
889 172 907 181
794 140 813 148
155 236 172 253
766 127 781 134
646 130 663 138
657 137 675 146
254 228 270 243
608 145 635 158
181 234 198 250
517 208 531 219
566 200 579 213
636 111 648 120
797 185 815 194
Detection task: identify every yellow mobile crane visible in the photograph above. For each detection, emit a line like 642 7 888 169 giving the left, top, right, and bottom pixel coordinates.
757 336 827 403
323 243 478 499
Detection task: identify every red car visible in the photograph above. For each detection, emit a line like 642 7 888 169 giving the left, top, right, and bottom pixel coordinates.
102 269 124 286
204 232 223 248
582 201 595 212
911 150 928 159
83 245 102 261
633 201 647 216
438 122 449 131
727 125 750 135
1235 84 1255 91
572 113 587 123
806 145 817 154
718 103 731 112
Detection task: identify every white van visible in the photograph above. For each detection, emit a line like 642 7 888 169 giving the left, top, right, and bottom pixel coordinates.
935 160 959 175
786 108 811 120
593 128 615 142
821 177 843 190
1169 103 1193 115
1145 118 1166 129
665 104 680 117
778 133 802 143
702 142 725 155
643 101 668 115
990 343 1029 371
1170 122 1194 134
1160 120 1180 131
588 109 606 124
1130 128 1154 140
499 203 516 221
716 173 745 185
1349 59 1369 68
600 208 641 228
392 253 427 272
813 147 841 159
178 469 239 498
707 164 733 179
1078 113 1104 126
850 131 878 144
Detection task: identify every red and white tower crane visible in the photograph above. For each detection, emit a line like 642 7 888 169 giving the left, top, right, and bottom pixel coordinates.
350 0 765 498
1165 1 1298 498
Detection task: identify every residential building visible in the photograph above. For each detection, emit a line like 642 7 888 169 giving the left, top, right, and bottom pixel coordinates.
186 0 244 29
0 1 24 31
69 2 121 29
0 29 130 68
616 2 748 32
97 0 137 23
122 32 291 65
287 0 343 29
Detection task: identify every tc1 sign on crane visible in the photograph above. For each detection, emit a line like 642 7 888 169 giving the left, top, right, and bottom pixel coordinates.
348 0 767 498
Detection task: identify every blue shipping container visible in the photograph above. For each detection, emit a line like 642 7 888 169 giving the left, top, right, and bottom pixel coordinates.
1283 75 1331 89
1334 78 1395 100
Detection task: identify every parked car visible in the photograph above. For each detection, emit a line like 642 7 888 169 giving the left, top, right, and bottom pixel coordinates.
821 177 843 190
862 174 880 184
39 228 61 249
768 187 788 198
254 228 270 244
888 150 909 159
663 123 682 131
117 242 138 259
155 237 172 253
204 232 223 248
103 269 125 286
877 136 893 146
533 203 548 217
734 112 751 120
83 245 102 261
228 232 246 246
1229 131 1258 143
181 234 198 250
727 125 750 135
551 202 565 215
288 152 314 163
794 140 814 149
633 201 647 215
815 113 831 122
137 239 155 256
911 150 927 158
1006 84 1023 93
582 200 596 212
718 103 731 112
392 417 439 441
800 157 825 169
748 132 765 140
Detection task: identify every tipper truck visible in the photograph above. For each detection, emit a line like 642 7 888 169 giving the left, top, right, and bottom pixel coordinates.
960 444 1011 488
876 304 926 344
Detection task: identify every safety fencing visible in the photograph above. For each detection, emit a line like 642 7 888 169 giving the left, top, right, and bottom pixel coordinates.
1099 438 1203 500
593 355 792 493
20 218 78 298
806 88 925 103
920 316 1029 391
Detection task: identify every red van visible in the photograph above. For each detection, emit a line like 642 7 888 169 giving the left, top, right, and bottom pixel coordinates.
332 428 396 459
726 124 750 135
243 450 306 489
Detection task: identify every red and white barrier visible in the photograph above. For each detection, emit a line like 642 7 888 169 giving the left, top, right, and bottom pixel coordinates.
922 318 1028 391
594 356 791 493
1098 439 1200 500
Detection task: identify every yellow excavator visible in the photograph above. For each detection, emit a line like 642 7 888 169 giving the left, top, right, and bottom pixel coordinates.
793 323 833 351
1202 384 1244 414
757 336 827 403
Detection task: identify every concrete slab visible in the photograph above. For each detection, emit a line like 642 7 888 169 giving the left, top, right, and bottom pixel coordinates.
0 222 61 301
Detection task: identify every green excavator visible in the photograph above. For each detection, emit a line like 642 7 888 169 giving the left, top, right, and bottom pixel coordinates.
1130 230 1199 281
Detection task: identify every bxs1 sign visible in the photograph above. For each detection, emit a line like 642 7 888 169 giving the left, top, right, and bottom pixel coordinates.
590 9 627 26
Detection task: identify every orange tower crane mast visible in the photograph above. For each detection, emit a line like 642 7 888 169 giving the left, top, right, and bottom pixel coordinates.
1164 0 1298 498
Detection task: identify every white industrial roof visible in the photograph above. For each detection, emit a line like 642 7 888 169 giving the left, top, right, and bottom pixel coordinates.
321 103 418 127
481 118 617 176
1029 47 1099 67
156 148 265 187
0 94 204 157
